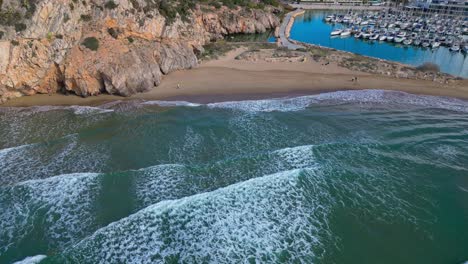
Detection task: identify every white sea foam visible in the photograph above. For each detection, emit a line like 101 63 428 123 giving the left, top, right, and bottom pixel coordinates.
0 134 108 185
0 173 100 254
68 168 333 263
142 100 202 107
207 96 316 112
134 144 317 209
275 145 316 169
313 90 468 112
138 90 468 113
67 105 114 115
12 255 47 264
0 105 113 116
133 164 196 208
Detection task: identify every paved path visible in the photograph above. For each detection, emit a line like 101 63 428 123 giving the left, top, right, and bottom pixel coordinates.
278 10 305 50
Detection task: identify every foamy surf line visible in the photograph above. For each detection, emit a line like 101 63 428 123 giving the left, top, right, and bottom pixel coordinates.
0 105 114 115
140 90 468 113
63 168 332 263
12 255 47 264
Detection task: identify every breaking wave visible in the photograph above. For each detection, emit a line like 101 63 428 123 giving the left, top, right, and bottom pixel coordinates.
62 168 333 263
0 173 100 255
0 105 114 116
140 90 468 113
12 255 47 264
0 134 108 185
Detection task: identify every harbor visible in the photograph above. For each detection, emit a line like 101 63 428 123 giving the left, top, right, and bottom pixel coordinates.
287 8 467 77
324 8 467 52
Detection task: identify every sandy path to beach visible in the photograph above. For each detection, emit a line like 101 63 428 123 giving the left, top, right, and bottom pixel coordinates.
4 47 468 107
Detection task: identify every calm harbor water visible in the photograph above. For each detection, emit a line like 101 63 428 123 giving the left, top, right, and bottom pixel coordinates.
290 11 468 78
1 90 468 263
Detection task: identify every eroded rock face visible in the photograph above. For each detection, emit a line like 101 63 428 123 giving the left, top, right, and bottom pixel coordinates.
0 0 280 102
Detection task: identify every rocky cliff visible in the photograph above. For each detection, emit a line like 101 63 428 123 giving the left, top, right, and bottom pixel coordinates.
0 0 281 102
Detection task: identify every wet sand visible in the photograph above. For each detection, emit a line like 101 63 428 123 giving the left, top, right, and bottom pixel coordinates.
4 48 468 107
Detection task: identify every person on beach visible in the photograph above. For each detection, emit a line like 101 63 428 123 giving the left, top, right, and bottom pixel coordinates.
177 83 180 89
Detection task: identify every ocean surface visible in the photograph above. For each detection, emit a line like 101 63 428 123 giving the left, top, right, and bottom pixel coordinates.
1 90 468 264
290 11 468 78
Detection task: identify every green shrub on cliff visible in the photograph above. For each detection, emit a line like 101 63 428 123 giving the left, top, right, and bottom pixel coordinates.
82 37 99 51
0 0 280 30
0 9 21 26
15 23 27 32
104 0 118 9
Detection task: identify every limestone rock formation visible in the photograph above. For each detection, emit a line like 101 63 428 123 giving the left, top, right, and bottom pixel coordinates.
0 0 281 102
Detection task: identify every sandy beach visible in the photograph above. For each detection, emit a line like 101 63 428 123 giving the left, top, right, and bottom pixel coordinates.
3 47 468 107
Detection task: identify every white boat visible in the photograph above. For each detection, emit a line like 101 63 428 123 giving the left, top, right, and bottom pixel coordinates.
431 42 440 49
450 44 460 52
394 37 405 43
462 45 468 53
369 34 379 40
362 33 372 39
325 16 334 22
340 30 351 37
331 29 343 36
422 42 430 48
379 35 387 41
354 32 363 38
403 39 412 45
387 36 394 42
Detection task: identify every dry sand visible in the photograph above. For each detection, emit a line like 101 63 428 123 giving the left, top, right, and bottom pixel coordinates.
4 47 468 107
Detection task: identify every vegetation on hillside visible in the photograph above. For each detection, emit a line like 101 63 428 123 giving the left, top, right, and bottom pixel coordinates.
0 0 281 34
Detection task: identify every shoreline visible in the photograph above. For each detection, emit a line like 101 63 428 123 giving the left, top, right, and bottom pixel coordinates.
3 43 468 108
3 46 468 107
3 66 467 107
4 84 468 108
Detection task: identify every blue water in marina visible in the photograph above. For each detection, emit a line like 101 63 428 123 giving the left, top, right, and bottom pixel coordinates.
290 11 468 78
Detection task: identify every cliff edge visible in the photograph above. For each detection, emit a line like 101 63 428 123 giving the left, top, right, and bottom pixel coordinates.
0 0 281 102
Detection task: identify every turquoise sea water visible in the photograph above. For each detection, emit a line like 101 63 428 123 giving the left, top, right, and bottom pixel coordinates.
290 11 468 78
1 90 468 263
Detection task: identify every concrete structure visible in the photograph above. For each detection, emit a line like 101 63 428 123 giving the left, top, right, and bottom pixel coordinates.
407 0 468 17
289 0 385 6
278 10 306 50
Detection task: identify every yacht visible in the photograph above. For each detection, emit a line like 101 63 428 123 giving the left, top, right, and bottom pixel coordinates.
369 34 380 40
403 39 412 45
431 41 440 49
397 32 407 38
331 29 343 36
394 36 405 43
379 35 387 41
450 44 460 52
362 32 372 39
462 45 468 53
325 15 334 22
340 29 352 37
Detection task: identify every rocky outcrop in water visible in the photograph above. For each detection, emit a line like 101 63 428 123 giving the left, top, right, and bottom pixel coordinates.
0 0 280 102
